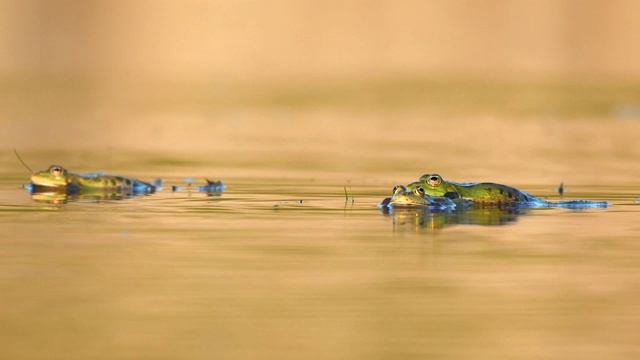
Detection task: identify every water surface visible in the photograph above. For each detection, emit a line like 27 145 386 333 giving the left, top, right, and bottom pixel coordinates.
2 78 640 359
1 167 639 360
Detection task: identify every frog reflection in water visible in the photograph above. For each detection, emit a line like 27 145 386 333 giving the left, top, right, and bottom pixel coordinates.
406 174 609 209
389 207 522 230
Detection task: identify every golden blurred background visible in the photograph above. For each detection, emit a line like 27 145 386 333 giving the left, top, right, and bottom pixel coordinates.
2 0 640 81
1 0 639 181
3 5 640 360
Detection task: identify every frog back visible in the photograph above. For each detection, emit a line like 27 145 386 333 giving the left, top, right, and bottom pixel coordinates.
414 174 544 207
455 182 542 204
73 173 156 194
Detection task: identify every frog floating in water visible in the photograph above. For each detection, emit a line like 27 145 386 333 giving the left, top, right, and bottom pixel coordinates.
26 164 227 203
404 174 609 209
379 184 523 228
29 165 159 195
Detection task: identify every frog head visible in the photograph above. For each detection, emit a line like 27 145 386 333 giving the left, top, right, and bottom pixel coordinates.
407 174 459 198
389 184 433 206
30 165 69 188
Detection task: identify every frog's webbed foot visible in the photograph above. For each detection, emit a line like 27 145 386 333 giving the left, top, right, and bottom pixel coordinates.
378 197 392 209
443 192 459 199
452 198 475 209
196 179 227 192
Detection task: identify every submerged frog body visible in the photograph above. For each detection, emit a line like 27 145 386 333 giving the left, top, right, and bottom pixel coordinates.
408 174 609 209
30 165 158 195
196 179 227 193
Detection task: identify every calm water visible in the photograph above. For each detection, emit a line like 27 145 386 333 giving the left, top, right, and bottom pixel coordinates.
2 77 640 359
1 166 640 360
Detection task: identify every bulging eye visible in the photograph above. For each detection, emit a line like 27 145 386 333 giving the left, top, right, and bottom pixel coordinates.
426 175 441 187
414 187 425 196
393 185 405 195
51 166 63 177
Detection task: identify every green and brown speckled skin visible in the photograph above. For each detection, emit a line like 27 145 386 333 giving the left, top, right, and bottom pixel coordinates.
407 174 542 206
30 165 155 194
390 174 609 210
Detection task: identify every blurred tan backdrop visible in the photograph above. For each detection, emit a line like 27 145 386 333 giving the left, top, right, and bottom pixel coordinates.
1 0 639 182
2 0 639 81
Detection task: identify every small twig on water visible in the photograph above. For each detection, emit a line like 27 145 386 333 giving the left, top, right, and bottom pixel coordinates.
13 149 33 174
343 186 355 205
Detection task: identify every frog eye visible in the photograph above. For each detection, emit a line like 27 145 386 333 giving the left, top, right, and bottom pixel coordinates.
393 185 406 195
50 166 63 177
426 175 441 187
413 186 425 196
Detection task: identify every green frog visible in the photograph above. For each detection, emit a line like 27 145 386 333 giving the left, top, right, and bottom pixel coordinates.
30 165 157 195
407 174 609 209
379 184 467 210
